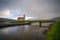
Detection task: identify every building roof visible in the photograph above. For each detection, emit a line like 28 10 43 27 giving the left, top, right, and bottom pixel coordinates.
18 17 25 19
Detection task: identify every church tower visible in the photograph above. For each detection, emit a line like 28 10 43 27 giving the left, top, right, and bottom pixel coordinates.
23 14 25 20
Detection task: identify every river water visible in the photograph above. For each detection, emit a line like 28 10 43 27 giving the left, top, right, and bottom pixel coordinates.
0 25 48 40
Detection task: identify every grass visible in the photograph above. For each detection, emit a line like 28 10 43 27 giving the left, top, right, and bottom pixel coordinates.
46 21 60 40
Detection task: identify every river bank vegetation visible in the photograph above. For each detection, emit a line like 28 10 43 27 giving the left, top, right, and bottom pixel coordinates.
46 21 60 40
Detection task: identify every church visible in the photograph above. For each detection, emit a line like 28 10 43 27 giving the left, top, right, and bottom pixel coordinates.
17 14 25 21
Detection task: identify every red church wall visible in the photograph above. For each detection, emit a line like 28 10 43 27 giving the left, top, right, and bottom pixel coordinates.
17 14 25 21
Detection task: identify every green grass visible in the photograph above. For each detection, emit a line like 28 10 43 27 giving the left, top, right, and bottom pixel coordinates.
46 21 60 40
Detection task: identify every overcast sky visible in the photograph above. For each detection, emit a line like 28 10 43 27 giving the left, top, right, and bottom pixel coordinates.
0 0 60 20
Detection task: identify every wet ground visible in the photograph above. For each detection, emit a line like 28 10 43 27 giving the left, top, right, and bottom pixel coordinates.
0 25 49 40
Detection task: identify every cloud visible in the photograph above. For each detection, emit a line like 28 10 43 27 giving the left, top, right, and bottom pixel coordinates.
0 10 14 18
25 17 35 20
0 0 60 19
1 10 11 16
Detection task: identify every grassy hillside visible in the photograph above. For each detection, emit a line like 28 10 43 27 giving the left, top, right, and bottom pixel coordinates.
46 21 60 40
51 17 60 21
0 18 16 23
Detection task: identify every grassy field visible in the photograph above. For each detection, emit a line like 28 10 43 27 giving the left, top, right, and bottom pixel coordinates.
46 21 60 40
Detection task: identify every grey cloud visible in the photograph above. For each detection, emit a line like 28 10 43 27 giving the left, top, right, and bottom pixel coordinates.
0 0 60 19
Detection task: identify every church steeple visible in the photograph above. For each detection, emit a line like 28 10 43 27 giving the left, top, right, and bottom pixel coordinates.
23 14 25 18
23 14 25 20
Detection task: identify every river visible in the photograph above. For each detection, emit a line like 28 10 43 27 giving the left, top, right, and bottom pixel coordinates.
0 25 49 40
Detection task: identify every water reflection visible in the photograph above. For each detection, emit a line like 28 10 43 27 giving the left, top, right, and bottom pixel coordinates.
0 25 31 35
0 26 19 35
24 25 30 32
0 25 49 40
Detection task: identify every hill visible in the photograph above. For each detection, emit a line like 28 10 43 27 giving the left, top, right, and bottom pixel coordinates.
51 17 60 21
0 18 16 23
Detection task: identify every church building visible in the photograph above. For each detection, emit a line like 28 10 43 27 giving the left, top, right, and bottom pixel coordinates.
17 14 25 21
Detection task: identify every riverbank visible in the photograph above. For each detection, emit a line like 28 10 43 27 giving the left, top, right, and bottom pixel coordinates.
0 23 31 29
46 21 60 40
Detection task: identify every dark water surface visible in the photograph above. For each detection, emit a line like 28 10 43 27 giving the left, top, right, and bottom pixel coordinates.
0 25 48 40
